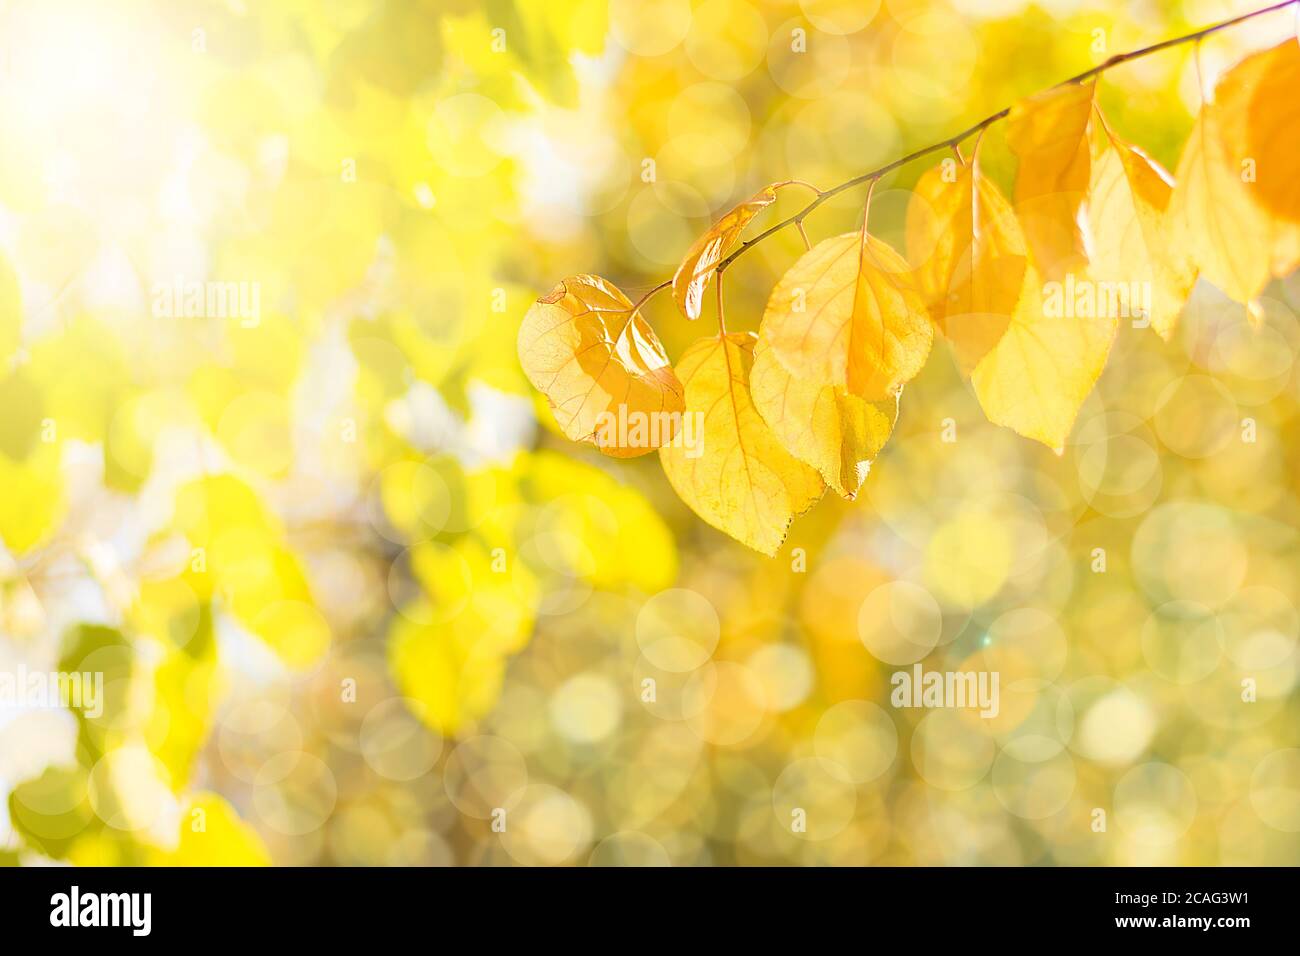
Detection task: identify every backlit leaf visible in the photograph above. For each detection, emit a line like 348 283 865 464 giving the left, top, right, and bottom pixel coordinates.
971 263 1117 452
905 152 1027 370
672 184 780 320
761 232 933 401
749 338 897 500
1006 79 1096 277
1088 108 1197 339
660 333 823 555
1170 40 1300 312
517 274 685 456
1243 39 1300 223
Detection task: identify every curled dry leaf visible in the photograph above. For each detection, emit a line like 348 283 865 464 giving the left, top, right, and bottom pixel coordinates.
1169 40 1300 315
671 184 781 320
1006 79 1096 278
905 153 1027 371
659 332 824 556
517 274 685 458
761 232 933 401
971 263 1117 453
749 339 897 500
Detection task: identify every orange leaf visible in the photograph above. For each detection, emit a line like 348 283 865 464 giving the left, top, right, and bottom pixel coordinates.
749 339 897 500
761 232 933 401
905 152 1027 371
671 184 781 320
517 275 684 457
1006 79 1096 278
1169 40 1300 314
1243 39 1300 224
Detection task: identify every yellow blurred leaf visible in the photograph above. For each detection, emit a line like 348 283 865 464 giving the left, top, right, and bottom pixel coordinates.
761 232 933 401
144 602 217 789
660 333 823 555
517 275 685 456
153 793 270 866
28 316 129 443
173 475 327 668
389 610 510 736
516 450 678 591
0 446 64 555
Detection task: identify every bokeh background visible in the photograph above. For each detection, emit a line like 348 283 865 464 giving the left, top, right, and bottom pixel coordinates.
1 0 1298 866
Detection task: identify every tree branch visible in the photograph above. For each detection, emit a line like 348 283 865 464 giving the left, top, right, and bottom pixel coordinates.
712 0 1298 277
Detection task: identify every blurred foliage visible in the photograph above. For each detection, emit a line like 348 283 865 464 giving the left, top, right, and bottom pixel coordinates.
0 0 1297 866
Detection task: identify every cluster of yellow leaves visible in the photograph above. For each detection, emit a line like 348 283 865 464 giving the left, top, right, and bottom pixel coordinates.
387 450 677 734
1170 40 1300 315
520 39 1300 556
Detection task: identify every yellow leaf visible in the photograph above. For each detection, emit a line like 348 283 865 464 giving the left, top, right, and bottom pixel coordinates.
749 338 897 500
516 451 679 591
153 794 270 866
0 445 64 555
971 264 1117 452
1006 79 1095 277
1170 39 1300 311
905 153 1027 371
1088 109 1197 339
28 316 129 444
1243 39 1300 223
388 611 510 735
672 183 780 320
517 274 685 456
172 475 327 668
141 596 217 789
761 232 933 401
659 333 823 555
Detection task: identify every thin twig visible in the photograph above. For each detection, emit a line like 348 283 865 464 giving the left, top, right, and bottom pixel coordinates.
712 0 1297 276
629 279 671 314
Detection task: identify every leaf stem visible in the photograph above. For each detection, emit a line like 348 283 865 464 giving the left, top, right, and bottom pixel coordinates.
778 179 824 197
710 0 1297 275
795 220 812 251
715 269 727 336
